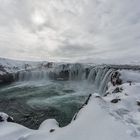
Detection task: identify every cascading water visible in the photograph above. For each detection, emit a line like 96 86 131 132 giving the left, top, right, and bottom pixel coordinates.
0 63 115 129
69 64 85 80
87 66 114 95
16 63 86 82
98 69 114 94
15 64 114 95
51 64 114 95
17 70 49 81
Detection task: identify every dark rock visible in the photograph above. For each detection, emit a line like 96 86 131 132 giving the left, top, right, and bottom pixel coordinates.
59 70 69 80
104 92 109 97
85 68 90 79
41 62 53 69
0 73 15 84
84 94 92 105
111 71 122 86
0 65 6 73
48 70 69 81
112 87 123 93
137 101 140 106
95 95 101 98
7 116 14 122
50 129 55 133
0 116 4 122
116 79 122 85
0 112 13 122
127 81 132 86
111 99 121 103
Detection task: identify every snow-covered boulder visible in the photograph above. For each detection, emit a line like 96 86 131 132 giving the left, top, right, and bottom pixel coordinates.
39 119 59 132
0 112 14 122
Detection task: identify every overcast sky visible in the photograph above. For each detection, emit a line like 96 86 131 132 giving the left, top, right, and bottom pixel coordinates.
0 0 140 64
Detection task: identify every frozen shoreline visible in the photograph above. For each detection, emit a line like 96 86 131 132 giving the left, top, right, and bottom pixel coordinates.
1 85 140 140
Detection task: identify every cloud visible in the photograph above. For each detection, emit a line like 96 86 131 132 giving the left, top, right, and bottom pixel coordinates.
0 0 140 64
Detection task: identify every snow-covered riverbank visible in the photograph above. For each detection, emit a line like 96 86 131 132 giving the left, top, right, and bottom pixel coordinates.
1 83 140 140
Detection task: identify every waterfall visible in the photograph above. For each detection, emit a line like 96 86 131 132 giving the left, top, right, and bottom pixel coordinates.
87 66 114 95
17 70 49 81
14 63 115 95
98 69 114 94
50 63 85 80
16 63 85 81
87 67 97 82
69 64 85 80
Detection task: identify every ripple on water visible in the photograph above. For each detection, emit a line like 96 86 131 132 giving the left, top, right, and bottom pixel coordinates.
0 80 95 129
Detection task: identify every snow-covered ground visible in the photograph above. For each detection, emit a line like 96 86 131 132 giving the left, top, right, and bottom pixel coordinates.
0 58 31 75
105 83 140 137
0 82 140 140
0 57 50 75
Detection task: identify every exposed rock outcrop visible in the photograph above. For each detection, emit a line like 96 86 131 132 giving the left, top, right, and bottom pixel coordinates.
112 87 123 93
111 99 121 103
0 112 14 122
111 71 122 86
137 101 140 106
0 73 15 84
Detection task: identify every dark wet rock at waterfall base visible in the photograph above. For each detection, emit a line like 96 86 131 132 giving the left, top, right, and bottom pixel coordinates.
104 92 109 97
85 68 90 79
127 81 132 86
111 99 121 103
111 71 122 86
112 87 123 93
48 71 69 81
59 70 69 80
0 73 15 84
